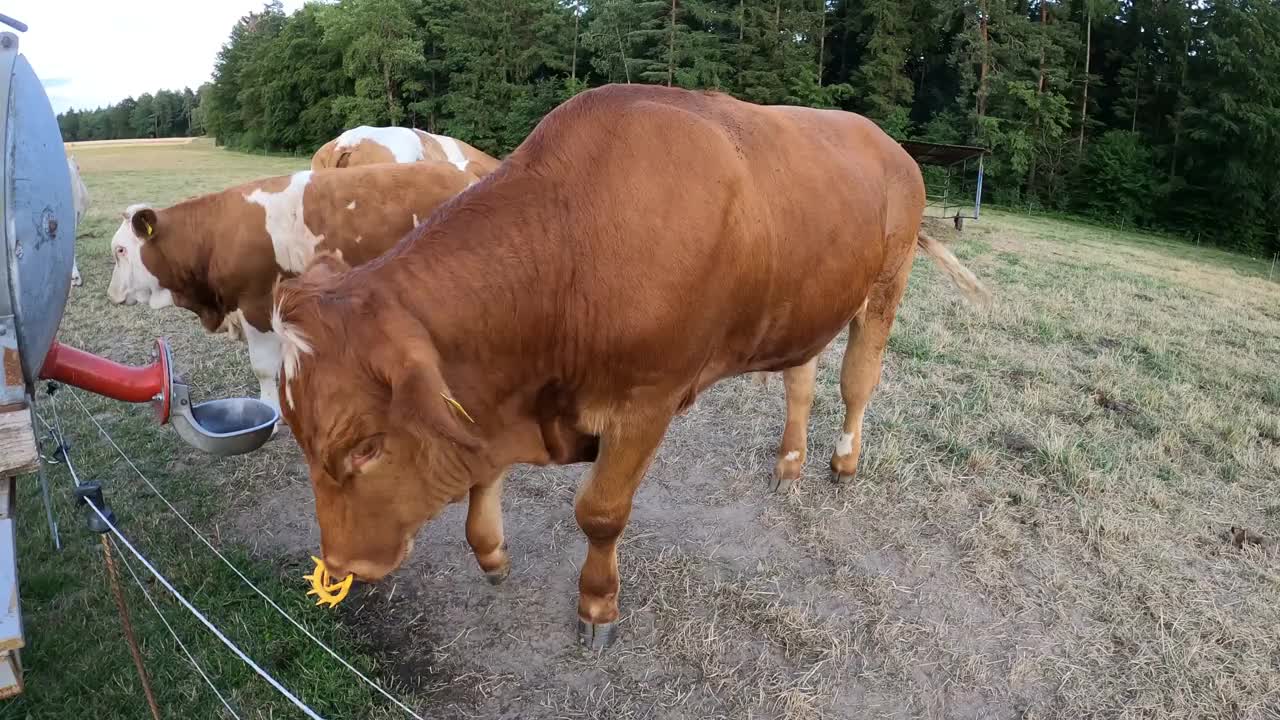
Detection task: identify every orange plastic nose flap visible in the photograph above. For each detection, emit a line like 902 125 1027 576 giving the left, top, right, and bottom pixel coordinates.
303 555 353 609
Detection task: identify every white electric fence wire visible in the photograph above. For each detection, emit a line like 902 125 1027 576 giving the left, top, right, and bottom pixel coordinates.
66 389 425 720
112 536 243 719
48 389 310 718
82 494 326 720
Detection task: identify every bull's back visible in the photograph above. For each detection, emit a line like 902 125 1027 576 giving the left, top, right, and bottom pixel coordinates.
517 85 916 379
740 105 924 361
304 163 474 265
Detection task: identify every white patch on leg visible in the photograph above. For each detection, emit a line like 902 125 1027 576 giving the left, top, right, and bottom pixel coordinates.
346 200 357 210
354 235 362 244
783 450 801 462
242 320 284 417
835 432 855 457
244 172 325 272
412 213 420 227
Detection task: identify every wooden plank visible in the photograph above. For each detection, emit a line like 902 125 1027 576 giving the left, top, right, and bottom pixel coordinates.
0 476 22 653
0 649 23 699
0 408 35 477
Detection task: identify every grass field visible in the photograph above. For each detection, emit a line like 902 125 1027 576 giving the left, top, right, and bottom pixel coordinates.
7 138 1279 719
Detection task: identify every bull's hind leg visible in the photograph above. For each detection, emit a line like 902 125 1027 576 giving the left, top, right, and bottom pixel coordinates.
770 357 818 492
831 261 912 483
574 414 671 651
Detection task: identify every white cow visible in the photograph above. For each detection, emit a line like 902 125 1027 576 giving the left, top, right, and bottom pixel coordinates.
67 156 87 287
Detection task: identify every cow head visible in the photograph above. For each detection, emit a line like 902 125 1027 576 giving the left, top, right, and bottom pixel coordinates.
107 204 174 309
272 253 487 582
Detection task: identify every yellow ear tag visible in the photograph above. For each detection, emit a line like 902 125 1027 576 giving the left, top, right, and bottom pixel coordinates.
440 392 476 424
303 555 353 609
142 220 153 238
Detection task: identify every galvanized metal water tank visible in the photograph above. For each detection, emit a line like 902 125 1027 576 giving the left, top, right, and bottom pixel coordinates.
0 25 75 406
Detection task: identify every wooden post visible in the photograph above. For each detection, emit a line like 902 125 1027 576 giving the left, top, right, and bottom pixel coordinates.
0 404 38 699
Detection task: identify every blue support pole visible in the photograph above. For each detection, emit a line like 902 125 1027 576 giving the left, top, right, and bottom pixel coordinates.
974 153 985 220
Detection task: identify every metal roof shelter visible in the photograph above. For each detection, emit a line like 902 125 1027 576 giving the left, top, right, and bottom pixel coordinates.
900 140 989 227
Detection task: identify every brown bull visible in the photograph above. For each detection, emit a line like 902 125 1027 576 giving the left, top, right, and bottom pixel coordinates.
271 84 990 650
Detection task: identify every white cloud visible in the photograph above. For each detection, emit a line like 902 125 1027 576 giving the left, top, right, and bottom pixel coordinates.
4 0 305 115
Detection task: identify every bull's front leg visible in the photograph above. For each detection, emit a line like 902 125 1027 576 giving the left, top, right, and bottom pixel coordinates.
466 472 510 584
241 321 284 425
573 415 671 651
771 357 818 492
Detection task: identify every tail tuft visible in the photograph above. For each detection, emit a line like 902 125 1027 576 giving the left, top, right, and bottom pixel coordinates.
916 232 992 309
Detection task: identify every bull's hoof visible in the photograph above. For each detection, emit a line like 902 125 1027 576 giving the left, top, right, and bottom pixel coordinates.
767 471 797 494
830 468 857 484
771 454 803 493
484 560 511 585
577 619 618 651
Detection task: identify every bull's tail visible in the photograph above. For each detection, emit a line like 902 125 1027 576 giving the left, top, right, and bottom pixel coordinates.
916 231 992 309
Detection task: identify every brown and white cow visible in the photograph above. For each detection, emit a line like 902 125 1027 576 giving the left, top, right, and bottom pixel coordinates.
311 126 500 177
106 161 480 419
271 84 990 650
67 155 87 287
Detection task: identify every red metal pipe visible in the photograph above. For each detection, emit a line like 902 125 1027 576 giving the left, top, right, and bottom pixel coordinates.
38 340 169 408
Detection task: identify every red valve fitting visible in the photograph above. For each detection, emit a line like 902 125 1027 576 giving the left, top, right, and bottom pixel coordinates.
37 339 172 423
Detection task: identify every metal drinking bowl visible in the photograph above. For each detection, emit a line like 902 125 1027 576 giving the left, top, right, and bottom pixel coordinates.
171 396 279 456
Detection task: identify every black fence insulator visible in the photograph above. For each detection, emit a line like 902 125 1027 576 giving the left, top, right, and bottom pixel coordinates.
74 481 115 534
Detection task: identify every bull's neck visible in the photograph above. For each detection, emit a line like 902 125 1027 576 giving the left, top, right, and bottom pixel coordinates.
406 179 560 365
373 174 566 458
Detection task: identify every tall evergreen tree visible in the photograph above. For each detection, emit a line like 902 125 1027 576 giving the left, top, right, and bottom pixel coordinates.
854 0 916 135
439 0 575 154
205 1 286 146
321 0 426 126
56 0 1280 254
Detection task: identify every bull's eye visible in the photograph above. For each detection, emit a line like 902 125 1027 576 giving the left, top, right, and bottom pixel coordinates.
350 435 382 472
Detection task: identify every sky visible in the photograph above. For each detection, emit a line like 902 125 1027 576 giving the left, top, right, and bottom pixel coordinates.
6 0 305 115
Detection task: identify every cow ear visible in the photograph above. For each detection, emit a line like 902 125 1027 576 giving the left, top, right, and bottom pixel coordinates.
131 208 158 242
385 342 482 451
